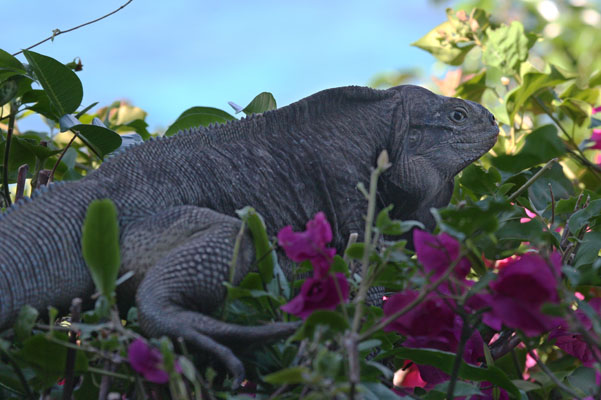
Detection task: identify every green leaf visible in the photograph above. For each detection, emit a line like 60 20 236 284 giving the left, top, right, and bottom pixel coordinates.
82 199 120 300
460 164 501 196
14 305 39 342
359 382 401 400
0 48 25 73
242 92 277 115
263 366 310 384
482 21 529 74
0 77 18 106
412 21 475 66
71 124 122 158
505 63 567 123
17 332 88 389
23 50 83 117
395 347 520 399
236 206 274 284
491 125 565 173
375 205 424 235
427 381 484 399
568 199 601 234
165 106 235 136
292 310 349 340
574 231 601 269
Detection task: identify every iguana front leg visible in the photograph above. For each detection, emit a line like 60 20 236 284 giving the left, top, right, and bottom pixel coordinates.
120 206 299 386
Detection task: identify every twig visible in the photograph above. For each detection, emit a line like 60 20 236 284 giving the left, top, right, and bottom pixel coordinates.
489 331 521 361
507 158 557 202
98 360 117 400
12 0 134 56
15 164 29 201
2 102 17 206
549 183 555 226
447 315 471 400
49 131 78 182
527 349 582 399
62 298 82 400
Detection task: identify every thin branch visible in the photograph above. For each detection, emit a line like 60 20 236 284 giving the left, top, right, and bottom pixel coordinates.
2 103 17 206
12 0 134 56
49 131 78 182
15 164 29 201
507 158 557 202
62 298 82 400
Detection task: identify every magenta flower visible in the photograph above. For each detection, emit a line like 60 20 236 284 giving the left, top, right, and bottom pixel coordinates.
413 230 471 281
483 252 563 336
277 212 336 277
549 298 601 366
383 290 456 337
280 273 349 319
589 129 601 150
128 339 169 383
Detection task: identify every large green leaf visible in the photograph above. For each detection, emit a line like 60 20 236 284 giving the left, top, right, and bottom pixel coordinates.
482 21 529 74
395 347 520 398
491 125 565 173
23 50 83 117
505 63 568 123
0 48 26 83
242 92 277 115
165 106 235 136
81 199 120 300
72 124 122 158
17 332 88 389
568 199 601 234
412 21 474 66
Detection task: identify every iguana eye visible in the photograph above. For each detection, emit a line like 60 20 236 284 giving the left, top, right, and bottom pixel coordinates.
449 109 467 123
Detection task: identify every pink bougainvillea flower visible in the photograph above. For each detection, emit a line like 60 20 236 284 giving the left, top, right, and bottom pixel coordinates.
280 273 349 319
393 360 427 389
520 208 537 223
483 252 563 336
128 339 169 384
382 290 455 337
593 106 601 114
413 230 471 281
549 298 601 366
277 212 336 277
589 129 601 150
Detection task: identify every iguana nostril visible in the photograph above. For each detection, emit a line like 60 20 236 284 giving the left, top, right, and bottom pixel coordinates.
489 112 496 126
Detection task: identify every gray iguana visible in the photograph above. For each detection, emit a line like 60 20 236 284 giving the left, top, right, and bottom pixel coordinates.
0 84 498 384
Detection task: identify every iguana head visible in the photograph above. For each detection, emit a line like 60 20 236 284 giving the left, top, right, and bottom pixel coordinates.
381 85 499 219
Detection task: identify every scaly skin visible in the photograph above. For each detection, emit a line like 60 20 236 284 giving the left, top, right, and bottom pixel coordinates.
0 85 498 384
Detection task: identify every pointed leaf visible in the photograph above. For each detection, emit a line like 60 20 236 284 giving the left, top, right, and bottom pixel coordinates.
482 21 529 74
23 50 83 117
71 123 123 158
412 21 475 66
165 106 235 136
82 199 120 300
236 206 274 284
242 92 277 115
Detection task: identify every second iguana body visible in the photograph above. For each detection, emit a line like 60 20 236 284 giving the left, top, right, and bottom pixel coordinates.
0 84 498 383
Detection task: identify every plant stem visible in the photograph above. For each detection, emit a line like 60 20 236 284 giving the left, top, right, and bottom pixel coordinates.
447 316 471 400
49 131 78 182
2 102 16 207
507 158 557 202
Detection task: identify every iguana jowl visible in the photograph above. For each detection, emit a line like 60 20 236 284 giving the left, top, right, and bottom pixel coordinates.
0 85 498 383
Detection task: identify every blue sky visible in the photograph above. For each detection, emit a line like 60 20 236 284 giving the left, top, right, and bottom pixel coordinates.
3 0 449 130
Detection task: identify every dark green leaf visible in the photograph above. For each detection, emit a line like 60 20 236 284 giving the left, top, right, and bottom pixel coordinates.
574 231 601 269
17 332 88 388
460 164 501 196
165 106 235 136
0 49 25 73
71 123 123 158
82 199 120 299
263 366 310 384
242 92 277 115
0 77 18 106
568 199 601 234
359 382 401 400
492 125 565 173
14 305 38 342
236 206 274 284
292 310 349 341
395 347 520 398
23 50 83 117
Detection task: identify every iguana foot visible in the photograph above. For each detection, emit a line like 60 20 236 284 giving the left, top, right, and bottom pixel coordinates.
125 206 299 385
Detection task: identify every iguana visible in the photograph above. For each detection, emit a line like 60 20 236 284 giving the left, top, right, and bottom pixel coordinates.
0 84 498 384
